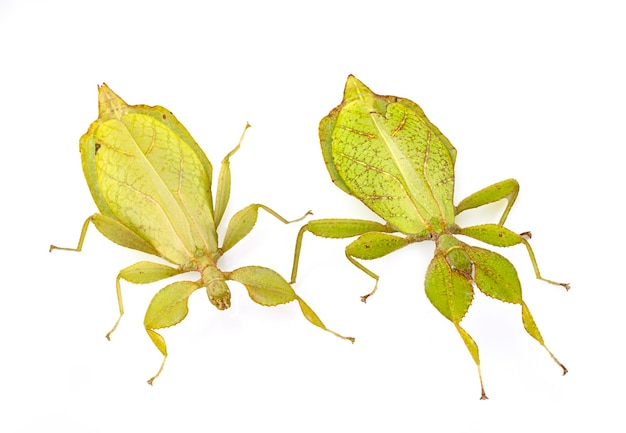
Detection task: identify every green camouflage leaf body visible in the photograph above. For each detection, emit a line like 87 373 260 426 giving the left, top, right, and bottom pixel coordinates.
292 75 568 399
52 85 352 384
320 78 457 235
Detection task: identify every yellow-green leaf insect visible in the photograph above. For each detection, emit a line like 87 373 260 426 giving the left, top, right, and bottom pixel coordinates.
51 85 353 384
291 75 568 399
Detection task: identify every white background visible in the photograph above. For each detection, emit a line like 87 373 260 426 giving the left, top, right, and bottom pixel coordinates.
2 1 624 431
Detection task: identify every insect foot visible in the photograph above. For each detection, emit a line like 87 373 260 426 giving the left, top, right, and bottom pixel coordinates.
51 84 353 384
291 75 568 398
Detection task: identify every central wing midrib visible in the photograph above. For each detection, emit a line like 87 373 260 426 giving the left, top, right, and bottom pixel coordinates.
370 113 435 231
103 119 208 261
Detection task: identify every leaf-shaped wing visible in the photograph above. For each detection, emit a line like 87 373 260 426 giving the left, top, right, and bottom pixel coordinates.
80 85 218 264
320 75 456 235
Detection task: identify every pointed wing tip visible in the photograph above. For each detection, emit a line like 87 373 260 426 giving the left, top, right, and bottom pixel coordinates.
342 74 374 103
96 83 127 117
345 74 364 89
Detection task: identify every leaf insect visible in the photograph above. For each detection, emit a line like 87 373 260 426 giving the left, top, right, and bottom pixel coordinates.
290 75 568 399
51 84 353 384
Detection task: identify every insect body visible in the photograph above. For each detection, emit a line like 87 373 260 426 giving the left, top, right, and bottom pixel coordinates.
291 75 568 399
51 84 353 384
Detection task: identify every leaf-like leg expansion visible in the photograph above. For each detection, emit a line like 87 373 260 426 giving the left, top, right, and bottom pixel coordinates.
290 219 393 284
467 245 523 304
50 214 158 256
456 324 487 400
106 262 183 339
468 246 567 375
214 123 251 227
228 266 354 342
425 254 486 399
460 224 569 290
455 179 519 226
221 203 312 253
521 302 568 375
144 280 202 385
295 296 354 342
345 232 410 302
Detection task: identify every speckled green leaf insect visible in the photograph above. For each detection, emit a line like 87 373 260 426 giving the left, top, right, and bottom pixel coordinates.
51 85 353 384
291 75 568 399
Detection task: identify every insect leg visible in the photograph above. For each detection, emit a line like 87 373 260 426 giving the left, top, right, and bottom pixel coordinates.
519 236 570 290
214 123 251 227
50 213 158 256
425 254 487 399
49 216 93 252
521 301 568 375
345 232 410 302
455 179 519 225
144 280 202 385
226 266 354 342
221 203 312 253
106 262 183 339
459 224 569 290
289 219 392 285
